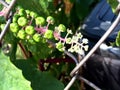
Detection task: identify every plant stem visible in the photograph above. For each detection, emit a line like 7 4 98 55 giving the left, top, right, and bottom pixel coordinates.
18 42 29 59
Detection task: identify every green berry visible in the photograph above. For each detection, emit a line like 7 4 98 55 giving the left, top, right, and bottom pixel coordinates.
56 42 65 52
17 29 26 39
30 11 38 18
5 0 11 3
35 17 45 26
17 17 28 26
58 24 66 32
10 23 19 33
25 10 30 15
44 30 53 39
18 9 26 16
28 38 36 44
25 25 35 35
66 38 72 44
0 24 5 30
33 33 41 42
47 16 55 24
12 14 20 23
46 16 54 24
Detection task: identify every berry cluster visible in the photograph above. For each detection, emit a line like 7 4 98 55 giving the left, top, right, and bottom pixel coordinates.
9 7 88 58
54 26 89 55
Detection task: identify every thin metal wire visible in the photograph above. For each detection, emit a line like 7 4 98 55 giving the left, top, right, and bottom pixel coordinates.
0 0 8 7
0 16 11 41
70 12 120 76
64 50 79 64
78 76 101 90
64 75 78 90
5 0 16 18
0 0 16 41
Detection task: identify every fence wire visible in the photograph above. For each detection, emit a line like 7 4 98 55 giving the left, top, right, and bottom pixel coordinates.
0 0 120 90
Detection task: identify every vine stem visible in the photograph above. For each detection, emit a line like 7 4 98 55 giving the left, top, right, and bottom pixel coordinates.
18 42 29 59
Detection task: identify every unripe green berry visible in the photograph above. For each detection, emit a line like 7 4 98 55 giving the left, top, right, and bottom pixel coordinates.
35 17 45 26
66 38 72 44
33 33 41 42
56 42 65 52
12 14 20 23
30 11 38 18
0 24 5 30
17 17 28 26
18 9 26 16
25 25 35 35
10 23 19 33
58 24 66 32
46 16 54 24
17 29 26 39
28 38 36 44
5 0 11 4
44 30 53 39
25 10 30 15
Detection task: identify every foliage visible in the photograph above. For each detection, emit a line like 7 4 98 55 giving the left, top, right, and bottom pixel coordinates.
13 59 64 90
116 31 120 47
1 0 117 90
0 51 32 90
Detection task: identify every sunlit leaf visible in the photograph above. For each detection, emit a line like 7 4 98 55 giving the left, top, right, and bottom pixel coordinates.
0 52 32 90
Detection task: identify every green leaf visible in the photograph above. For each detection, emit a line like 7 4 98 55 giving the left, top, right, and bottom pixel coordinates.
13 59 64 90
16 0 54 16
0 52 32 90
116 31 120 47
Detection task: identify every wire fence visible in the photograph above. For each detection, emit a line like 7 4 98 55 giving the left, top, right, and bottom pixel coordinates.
0 0 120 90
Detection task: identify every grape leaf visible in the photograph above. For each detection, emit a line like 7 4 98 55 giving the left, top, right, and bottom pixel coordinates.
13 59 64 90
0 52 32 90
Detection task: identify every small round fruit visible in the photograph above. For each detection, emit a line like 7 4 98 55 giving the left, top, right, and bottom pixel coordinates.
58 24 66 32
56 42 65 52
28 38 36 44
25 10 30 15
10 23 19 33
35 17 45 26
12 14 20 23
33 33 41 42
46 16 54 24
44 30 53 39
18 8 26 16
30 11 38 18
17 17 28 26
17 29 26 39
0 24 5 30
25 25 35 35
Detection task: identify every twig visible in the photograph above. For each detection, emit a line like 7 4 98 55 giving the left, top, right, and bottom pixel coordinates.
70 12 120 76
18 42 29 59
